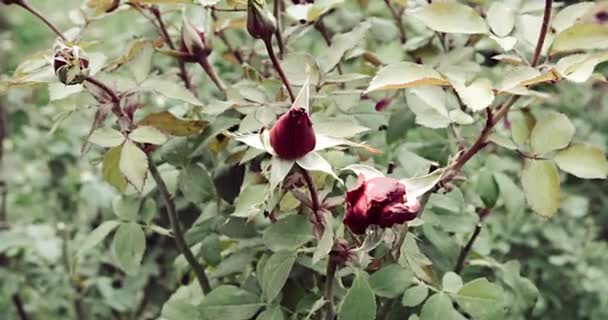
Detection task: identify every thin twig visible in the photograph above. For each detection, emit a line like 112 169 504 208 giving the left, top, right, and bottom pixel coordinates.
211 11 244 64
301 168 322 227
196 55 227 95
530 0 552 67
273 0 286 58
11 294 31 320
383 0 406 43
17 0 66 40
211 6 246 12
454 223 482 274
324 259 337 320
263 38 295 101
148 160 212 294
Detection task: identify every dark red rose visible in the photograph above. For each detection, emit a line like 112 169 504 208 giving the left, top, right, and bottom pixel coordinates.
269 107 316 159
344 175 419 234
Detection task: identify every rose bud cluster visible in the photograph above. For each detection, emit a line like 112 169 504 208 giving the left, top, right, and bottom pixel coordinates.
247 0 277 41
269 107 316 160
344 174 420 234
181 18 211 58
53 44 90 86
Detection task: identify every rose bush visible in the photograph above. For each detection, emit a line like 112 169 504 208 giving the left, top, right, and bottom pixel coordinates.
2 1 608 320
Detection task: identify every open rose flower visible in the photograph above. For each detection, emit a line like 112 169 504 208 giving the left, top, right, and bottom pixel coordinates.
342 165 443 234
231 79 377 188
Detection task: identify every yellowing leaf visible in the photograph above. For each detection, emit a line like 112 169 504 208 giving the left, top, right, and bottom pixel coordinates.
365 62 448 93
89 128 125 148
554 143 608 179
550 23 608 54
410 2 488 34
87 0 119 14
103 146 128 192
139 111 208 136
120 140 149 192
521 160 560 217
555 52 608 83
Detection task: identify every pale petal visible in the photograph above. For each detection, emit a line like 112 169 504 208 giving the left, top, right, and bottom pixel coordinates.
341 164 385 179
400 168 445 199
296 152 342 184
269 157 295 189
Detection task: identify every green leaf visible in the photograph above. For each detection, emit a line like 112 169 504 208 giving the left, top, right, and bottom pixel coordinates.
139 111 208 136
399 233 434 284
318 22 369 73
256 306 285 320
111 222 146 275
442 272 463 293
141 77 203 106
160 283 202 320
494 172 525 215
89 127 125 148
410 2 488 34
119 140 149 192
402 284 429 307
263 214 314 252
261 251 297 302
112 195 139 221
476 170 499 208
178 164 215 204
550 23 608 54
296 152 341 183
312 224 334 265
128 42 154 84
161 281 203 320
455 278 504 319
510 111 535 145
554 143 608 179
552 3 596 33
369 264 413 298
420 293 457 320
338 272 376 320
530 111 575 155
486 2 515 37
400 168 445 199
199 286 263 320
129 126 168 145
405 86 451 129
232 184 266 218
365 62 448 93
555 52 608 83
521 160 560 217
77 220 120 256
451 78 494 112
103 146 128 192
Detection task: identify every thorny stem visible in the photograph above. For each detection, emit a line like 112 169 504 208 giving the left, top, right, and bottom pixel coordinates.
149 160 212 294
11 294 30 320
196 55 227 95
530 0 553 67
454 223 482 274
263 38 295 102
300 167 323 229
16 0 67 41
149 6 193 91
383 0 406 44
324 259 337 320
445 0 553 275
273 0 286 59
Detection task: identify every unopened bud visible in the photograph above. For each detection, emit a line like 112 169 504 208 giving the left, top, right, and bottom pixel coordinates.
53 44 90 85
247 0 277 41
181 18 211 57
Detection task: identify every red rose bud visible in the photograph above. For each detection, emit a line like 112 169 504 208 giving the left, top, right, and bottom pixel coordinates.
53 44 90 85
374 98 391 111
269 107 316 160
247 0 277 41
181 18 211 57
344 175 419 234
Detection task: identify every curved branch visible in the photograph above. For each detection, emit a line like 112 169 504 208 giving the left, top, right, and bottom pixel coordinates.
530 0 553 67
17 0 66 40
148 160 212 294
263 38 295 102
